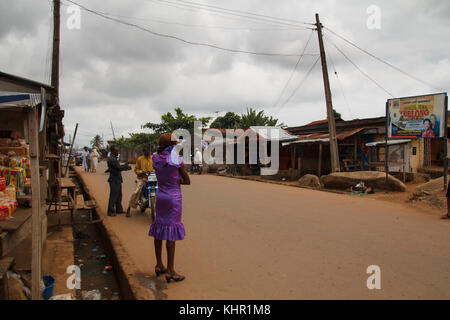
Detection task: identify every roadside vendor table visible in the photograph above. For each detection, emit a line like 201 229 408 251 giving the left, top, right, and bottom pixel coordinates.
47 177 77 227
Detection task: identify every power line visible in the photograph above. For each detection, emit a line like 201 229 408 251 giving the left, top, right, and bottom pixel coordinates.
66 1 306 32
272 29 314 110
160 0 313 27
274 56 320 115
324 27 443 92
324 40 353 119
325 37 394 97
64 0 318 58
149 0 311 30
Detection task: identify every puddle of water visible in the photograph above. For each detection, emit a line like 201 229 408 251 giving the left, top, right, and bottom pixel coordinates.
136 273 168 300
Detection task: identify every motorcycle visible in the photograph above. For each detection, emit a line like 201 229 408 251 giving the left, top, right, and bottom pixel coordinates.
191 162 203 174
137 171 158 222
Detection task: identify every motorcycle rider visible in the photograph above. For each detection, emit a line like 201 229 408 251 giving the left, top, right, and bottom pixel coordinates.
126 145 154 217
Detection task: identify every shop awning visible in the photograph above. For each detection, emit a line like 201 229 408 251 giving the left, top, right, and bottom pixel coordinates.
0 93 41 109
282 128 365 146
0 70 55 99
366 139 411 147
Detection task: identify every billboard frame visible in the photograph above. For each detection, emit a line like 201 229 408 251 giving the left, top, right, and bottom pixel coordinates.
385 92 448 189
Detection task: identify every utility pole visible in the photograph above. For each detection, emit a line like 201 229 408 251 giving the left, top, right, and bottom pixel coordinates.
65 123 78 176
315 13 340 173
51 0 60 99
110 121 116 140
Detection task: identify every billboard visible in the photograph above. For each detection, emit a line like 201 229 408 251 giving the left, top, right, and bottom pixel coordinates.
387 93 447 138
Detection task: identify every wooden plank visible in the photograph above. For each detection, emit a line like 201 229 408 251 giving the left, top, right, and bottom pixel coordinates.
0 208 32 232
28 105 42 300
84 200 97 208
0 213 32 258
56 177 76 189
76 194 85 209
0 257 14 277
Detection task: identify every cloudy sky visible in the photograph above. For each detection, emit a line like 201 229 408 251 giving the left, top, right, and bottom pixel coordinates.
1 0 449 147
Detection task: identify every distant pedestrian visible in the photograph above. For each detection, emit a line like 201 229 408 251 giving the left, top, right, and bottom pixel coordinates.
87 148 92 172
149 133 190 282
107 146 131 216
90 147 99 173
81 146 89 172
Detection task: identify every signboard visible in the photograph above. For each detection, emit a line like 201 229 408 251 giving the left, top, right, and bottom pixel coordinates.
387 93 447 138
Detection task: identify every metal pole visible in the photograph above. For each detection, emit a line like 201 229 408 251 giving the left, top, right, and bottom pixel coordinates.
315 13 340 172
65 123 78 176
110 121 116 140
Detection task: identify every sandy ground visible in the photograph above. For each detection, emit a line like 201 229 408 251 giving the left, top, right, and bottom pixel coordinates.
76 161 450 299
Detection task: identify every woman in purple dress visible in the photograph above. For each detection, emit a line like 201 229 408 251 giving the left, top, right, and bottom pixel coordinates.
149 133 190 283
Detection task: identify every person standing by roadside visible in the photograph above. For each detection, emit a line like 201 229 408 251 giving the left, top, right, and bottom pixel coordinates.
149 133 190 283
82 146 89 172
126 145 154 218
90 147 99 173
107 146 131 216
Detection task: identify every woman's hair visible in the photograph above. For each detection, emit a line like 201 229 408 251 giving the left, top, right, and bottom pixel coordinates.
157 132 177 153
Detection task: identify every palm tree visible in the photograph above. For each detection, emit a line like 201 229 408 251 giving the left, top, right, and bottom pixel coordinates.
240 108 283 129
90 134 104 149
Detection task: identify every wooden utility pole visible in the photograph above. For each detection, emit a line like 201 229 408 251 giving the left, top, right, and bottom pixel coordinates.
51 0 60 99
29 102 42 300
65 123 78 176
315 13 340 172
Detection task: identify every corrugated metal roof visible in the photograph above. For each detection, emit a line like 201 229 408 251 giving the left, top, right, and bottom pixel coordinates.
366 139 411 147
282 128 365 146
249 126 296 141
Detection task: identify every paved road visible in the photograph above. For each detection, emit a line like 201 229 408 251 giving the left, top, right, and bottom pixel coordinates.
77 161 450 299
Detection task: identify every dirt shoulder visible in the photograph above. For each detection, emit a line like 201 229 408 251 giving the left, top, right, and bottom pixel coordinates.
215 173 447 218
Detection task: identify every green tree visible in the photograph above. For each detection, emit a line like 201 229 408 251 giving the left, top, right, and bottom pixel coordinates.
239 108 283 129
210 112 242 129
142 107 212 135
333 109 342 120
90 134 104 149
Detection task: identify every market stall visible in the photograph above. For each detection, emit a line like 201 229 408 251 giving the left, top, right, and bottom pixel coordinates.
0 91 47 300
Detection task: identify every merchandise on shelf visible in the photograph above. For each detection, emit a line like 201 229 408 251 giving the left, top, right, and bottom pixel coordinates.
0 199 18 220
0 146 30 157
0 177 5 191
0 166 25 196
4 184 16 201
0 187 18 221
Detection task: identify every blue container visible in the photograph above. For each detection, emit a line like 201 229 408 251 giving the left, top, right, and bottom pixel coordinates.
42 275 55 300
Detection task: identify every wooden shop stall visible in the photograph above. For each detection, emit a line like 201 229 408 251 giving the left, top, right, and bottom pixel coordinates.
0 71 57 300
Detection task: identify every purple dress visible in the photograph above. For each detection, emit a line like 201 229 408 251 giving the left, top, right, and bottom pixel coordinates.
148 147 186 241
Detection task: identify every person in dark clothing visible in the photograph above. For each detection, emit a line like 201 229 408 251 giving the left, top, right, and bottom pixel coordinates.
107 146 131 216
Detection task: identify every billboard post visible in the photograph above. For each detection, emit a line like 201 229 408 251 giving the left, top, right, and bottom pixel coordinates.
444 95 448 190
